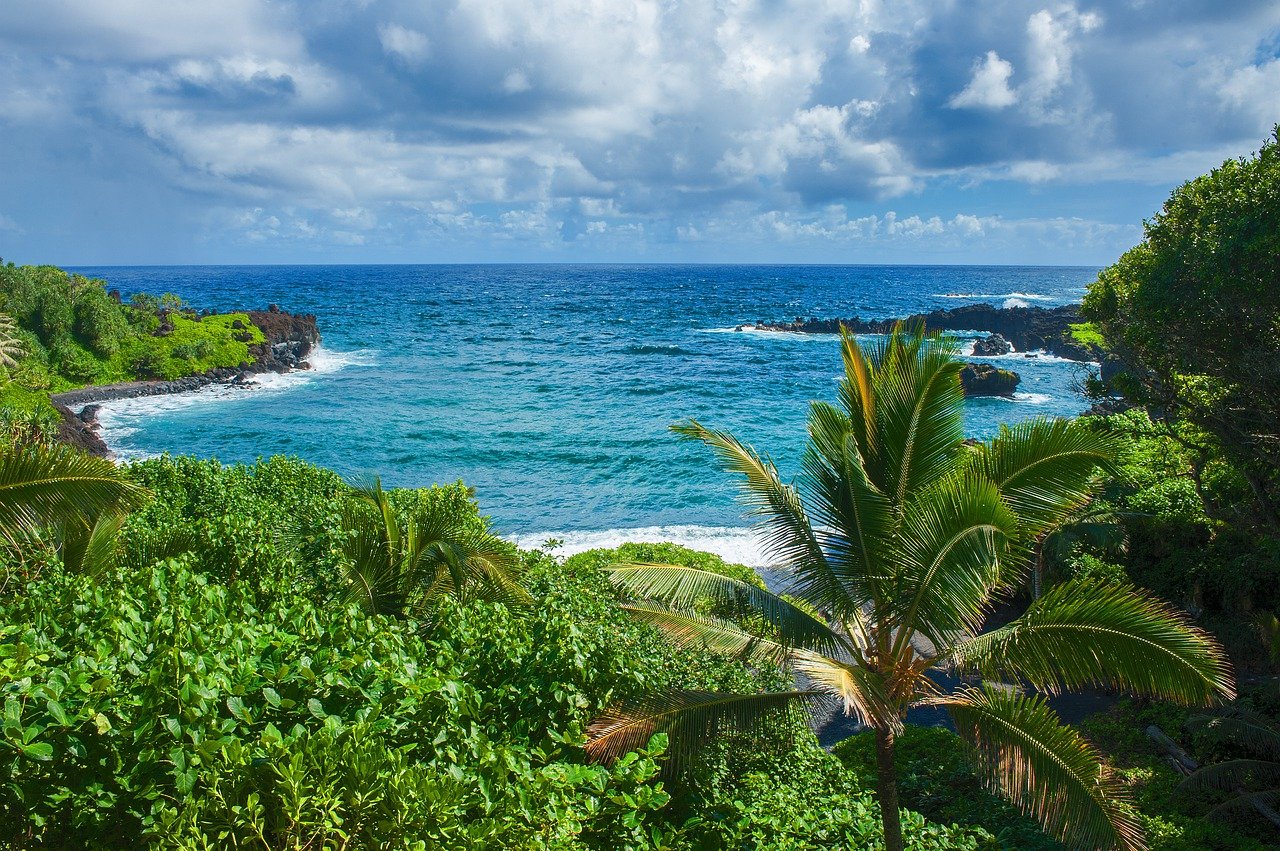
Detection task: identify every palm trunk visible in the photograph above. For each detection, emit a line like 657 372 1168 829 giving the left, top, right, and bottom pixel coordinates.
875 725 904 851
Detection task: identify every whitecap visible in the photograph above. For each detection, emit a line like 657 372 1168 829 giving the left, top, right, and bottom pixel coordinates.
506 524 767 567
935 292 1054 301
972 391 1055 405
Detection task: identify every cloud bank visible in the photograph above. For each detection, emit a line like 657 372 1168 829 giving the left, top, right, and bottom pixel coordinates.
0 0 1276 263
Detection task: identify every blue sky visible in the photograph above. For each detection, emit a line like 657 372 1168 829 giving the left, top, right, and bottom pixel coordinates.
0 0 1277 266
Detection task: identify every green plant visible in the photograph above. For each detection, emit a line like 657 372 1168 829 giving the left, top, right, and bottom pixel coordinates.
0 313 26 374
334 476 529 617
0 441 148 548
586 325 1234 851
1084 129 1280 533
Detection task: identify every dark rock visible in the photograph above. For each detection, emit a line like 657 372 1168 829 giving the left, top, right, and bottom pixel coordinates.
972 333 1012 356
231 319 246 330
753 303 1104 363
960 363 1020 397
153 318 174 337
268 303 280 313
53 402 110 457
108 289 121 304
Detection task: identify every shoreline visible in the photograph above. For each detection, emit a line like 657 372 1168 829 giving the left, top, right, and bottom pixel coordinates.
52 306 322 458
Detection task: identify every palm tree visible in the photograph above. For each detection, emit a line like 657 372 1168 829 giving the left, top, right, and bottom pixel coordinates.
0 441 147 548
585 325 1233 851
335 477 529 618
0 313 26 375
1181 707 1280 831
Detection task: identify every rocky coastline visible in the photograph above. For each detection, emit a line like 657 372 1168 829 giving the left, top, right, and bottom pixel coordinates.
745 302 1100 362
52 306 320 457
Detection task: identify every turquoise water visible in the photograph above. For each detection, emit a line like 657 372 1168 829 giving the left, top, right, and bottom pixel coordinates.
72 264 1098 560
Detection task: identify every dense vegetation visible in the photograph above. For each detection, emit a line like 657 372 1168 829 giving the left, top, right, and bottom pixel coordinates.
0 449 994 849
1084 129 1280 535
0 261 266 433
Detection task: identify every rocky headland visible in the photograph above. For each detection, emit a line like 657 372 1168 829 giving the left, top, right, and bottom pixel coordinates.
52 305 320 456
746 303 1100 362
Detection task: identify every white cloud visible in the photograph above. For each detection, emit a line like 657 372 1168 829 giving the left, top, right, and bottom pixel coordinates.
949 51 1018 109
0 0 1276 261
378 24 430 65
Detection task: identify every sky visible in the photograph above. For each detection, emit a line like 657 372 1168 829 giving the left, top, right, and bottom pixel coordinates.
0 0 1277 266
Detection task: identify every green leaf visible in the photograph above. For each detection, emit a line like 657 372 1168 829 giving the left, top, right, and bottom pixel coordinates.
21 741 53 761
949 578 1235 705
45 700 68 727
941 684 1143 851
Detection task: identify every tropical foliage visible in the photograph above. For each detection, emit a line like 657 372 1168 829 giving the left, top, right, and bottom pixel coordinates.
0 260 265 390
1083 129 1280 534
0 441 993 849
587 326 1234 851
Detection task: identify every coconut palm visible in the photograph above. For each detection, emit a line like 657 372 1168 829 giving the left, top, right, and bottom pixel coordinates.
0 313 26 373
1181 707 1280 831
0 441 147 548
585 325 1233 851
336 477 529 618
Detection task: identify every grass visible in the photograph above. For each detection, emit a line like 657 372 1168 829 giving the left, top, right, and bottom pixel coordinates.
109 312 265 382
1068 322 1106 348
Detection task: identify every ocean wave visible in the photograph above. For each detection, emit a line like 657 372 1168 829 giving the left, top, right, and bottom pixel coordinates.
624 344 692 356
506 524 767 567
935 291 1054 301
972 391 1055 405
696 326 832 341
973 349 1095 365
94 344 375 456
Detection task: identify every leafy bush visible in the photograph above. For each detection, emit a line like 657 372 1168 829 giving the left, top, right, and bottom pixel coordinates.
1084 130 1280 533
0 454 990 848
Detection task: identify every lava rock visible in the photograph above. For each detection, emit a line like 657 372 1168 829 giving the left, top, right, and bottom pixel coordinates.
972 333 1013 356
960 363 1020 397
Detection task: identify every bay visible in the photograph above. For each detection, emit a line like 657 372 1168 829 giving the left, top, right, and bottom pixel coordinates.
71 264 1098 560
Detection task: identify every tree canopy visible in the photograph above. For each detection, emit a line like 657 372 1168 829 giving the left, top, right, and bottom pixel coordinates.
1083 129 1280 529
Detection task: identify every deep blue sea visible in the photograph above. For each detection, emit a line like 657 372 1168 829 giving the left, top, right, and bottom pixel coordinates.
71 264 1098 563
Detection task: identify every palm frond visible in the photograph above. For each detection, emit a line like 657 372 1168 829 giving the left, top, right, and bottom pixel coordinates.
868 324 966 506
836 329 877 457
790 649 898 729
1180 760 1280 796
799 410 893 615
0 443 149 544
585 689 822 777
58 510 127 579
941 684 1144 851
609 563 846 656
1186 708 1280 760
949 579 1235 705
0 313 26 369
623 604 800 667
976 418 1119 539
892 472 1017 648
673 420 858 616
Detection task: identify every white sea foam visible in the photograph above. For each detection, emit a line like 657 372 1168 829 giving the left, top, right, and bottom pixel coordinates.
696 326 831 341
92 345 375 458
935 291 1054 301
507 524 768 567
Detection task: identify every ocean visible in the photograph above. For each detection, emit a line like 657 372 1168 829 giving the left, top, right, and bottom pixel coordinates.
71 264 1098 563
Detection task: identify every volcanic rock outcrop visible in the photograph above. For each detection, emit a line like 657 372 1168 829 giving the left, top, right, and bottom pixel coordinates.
753 303 1100 362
